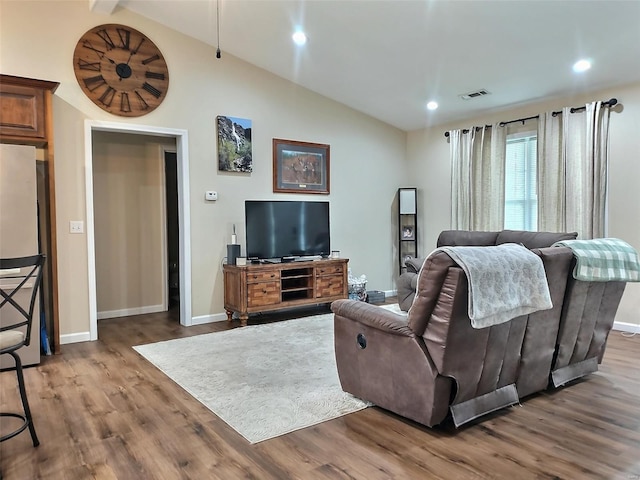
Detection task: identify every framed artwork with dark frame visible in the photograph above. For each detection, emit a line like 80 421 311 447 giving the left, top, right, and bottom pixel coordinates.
273 138 330 194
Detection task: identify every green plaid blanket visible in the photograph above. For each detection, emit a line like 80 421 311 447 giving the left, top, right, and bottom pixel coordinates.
553 238 640 282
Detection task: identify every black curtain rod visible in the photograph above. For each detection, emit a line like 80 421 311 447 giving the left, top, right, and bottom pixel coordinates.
443 98 618 137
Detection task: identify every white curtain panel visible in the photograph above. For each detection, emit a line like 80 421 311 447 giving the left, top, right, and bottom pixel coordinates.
450 129 472 229
470 127 487 229
564 106 588 237
537 109 566 232
537 101 610 239
450 125 505 231
585 101 610 238
486 124 506 230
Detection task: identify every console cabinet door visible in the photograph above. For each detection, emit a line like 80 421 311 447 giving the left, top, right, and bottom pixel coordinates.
247 281 280 307
316 275 344 298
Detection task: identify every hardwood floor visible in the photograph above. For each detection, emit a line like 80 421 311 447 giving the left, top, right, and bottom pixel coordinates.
1 304 639 479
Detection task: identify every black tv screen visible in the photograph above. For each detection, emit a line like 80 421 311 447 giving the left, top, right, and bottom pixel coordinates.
245 200 330 260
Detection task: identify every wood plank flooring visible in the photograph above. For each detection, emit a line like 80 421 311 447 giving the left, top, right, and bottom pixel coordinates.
1 304 639 479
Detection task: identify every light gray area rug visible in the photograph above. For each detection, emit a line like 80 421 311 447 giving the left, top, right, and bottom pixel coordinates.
133 304 403 443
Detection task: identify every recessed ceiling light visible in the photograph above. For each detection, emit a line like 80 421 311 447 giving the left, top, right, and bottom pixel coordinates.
573 59 591 73
292 30 307 46
426 101 438 111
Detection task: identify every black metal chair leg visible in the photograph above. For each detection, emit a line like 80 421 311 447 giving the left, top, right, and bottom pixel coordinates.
1 254 45 454
11 351 39 447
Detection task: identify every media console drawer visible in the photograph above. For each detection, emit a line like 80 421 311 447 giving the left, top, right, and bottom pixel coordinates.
316 264 344 276
223 258 349 326
247 270 280 283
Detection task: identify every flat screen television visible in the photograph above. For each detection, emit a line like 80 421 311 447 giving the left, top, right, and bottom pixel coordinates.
245 200 330 260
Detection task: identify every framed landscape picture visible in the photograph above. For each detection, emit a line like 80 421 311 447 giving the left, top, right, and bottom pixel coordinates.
217 116 252 172
272 138 330 194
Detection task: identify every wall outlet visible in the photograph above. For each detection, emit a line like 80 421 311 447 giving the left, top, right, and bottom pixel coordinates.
69 220 84 234
205 191 218 201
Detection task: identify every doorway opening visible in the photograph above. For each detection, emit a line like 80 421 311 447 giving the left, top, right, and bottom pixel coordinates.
84 121 192 341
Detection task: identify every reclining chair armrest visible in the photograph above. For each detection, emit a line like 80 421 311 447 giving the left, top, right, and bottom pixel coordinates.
397 272 419 312
331 299 413 337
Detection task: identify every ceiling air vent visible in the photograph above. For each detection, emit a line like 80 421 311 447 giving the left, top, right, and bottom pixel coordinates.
459 89 491 100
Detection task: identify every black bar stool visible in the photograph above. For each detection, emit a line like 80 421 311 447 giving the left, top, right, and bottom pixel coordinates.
0 254 45 449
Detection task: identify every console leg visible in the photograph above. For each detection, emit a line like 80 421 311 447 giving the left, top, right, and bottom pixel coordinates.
240 314 249 327
225 309 233 322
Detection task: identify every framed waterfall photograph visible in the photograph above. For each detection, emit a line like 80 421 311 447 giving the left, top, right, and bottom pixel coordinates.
217 116 252 172
272 138 330 194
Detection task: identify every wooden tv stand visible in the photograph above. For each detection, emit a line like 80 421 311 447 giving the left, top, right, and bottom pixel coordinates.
223 258 348 326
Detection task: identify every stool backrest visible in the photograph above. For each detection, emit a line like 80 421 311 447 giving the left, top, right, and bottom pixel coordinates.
0 254 45 348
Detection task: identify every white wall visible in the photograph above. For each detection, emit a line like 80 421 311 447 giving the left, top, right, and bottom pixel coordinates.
1 1 407 340
407 82 640 326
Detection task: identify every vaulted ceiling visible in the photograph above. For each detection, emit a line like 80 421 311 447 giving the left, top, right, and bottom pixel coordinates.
95 0 640 131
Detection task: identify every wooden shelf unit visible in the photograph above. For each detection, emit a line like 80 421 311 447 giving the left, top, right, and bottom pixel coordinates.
223 258 348 326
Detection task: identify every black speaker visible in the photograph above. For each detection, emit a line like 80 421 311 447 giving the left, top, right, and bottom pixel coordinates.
227 244 241 265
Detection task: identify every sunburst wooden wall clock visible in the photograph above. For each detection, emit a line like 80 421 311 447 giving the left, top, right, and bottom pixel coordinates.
73 24 169 117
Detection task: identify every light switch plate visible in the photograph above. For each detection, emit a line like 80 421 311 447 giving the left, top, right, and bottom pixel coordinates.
69 220 84 233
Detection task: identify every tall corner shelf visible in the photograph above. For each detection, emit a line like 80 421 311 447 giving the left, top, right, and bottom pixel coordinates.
398 187 418 274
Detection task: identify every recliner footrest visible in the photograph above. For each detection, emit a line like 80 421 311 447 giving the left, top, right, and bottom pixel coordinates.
450 384 519 427
551 357 598 388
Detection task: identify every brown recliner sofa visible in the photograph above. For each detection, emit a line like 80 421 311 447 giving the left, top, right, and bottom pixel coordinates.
332 241 574 427
397 229 579 311
418 231 633 389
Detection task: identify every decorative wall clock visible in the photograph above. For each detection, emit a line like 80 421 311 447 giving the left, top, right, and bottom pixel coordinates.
73 24 169 117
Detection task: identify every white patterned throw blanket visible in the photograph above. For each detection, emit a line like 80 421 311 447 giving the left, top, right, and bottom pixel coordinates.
435 243 552 328
552 238 640 282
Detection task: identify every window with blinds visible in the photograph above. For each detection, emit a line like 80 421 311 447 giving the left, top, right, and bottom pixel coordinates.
504 133 537 230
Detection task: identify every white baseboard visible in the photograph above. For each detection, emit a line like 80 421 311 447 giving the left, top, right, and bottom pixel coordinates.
191 312 229 325
613 321 640 334
60 331 92 344
60 291 399 345
61 311 227 344
98 304 165 320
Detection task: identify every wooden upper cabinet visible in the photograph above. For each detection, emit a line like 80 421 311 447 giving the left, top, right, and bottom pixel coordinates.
0 75 59 146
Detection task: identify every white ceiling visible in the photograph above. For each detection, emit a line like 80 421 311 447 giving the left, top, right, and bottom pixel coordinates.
103 0 640 132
